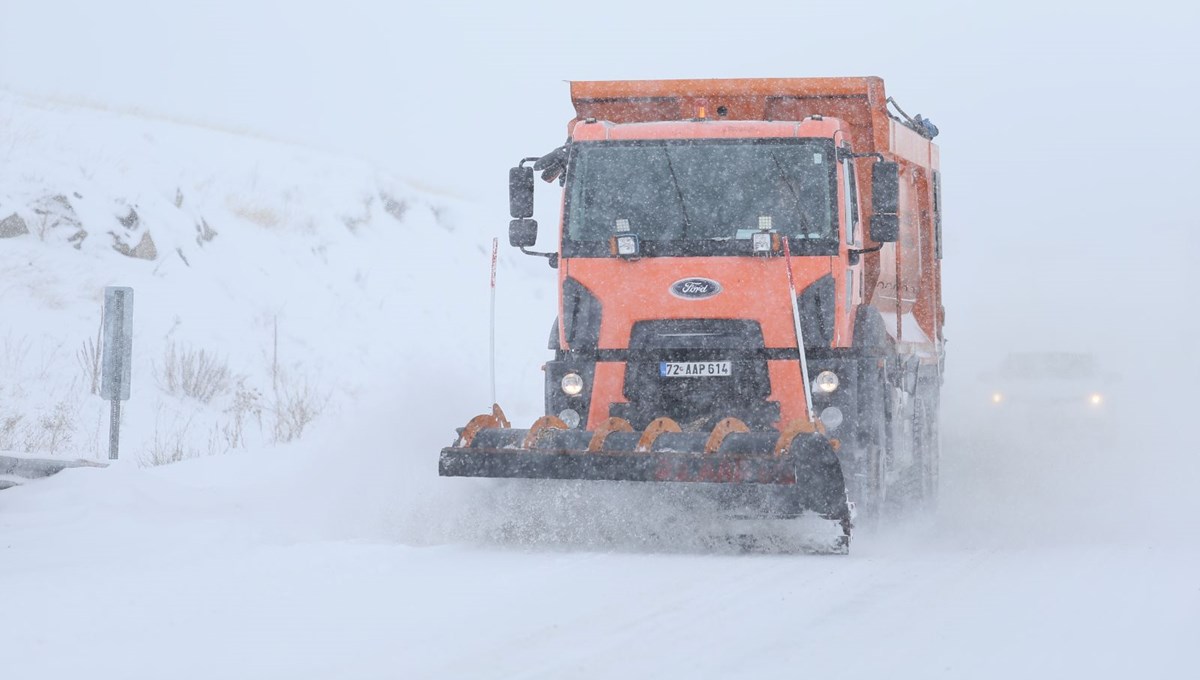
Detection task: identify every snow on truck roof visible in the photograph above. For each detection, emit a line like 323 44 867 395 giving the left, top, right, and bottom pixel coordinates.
568 77 937 168
569 117 842 141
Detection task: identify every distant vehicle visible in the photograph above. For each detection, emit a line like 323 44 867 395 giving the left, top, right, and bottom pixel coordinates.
981 352 1115 417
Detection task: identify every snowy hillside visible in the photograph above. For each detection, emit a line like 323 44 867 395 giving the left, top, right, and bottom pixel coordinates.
0 91 550 465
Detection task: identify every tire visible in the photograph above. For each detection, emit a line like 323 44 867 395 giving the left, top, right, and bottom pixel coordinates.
844 359 889 522
879 378 922 518
890 388 939 515
845 307 898 523
915 392 941 512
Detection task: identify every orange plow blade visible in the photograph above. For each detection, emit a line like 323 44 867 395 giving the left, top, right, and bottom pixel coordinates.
439 406 852 552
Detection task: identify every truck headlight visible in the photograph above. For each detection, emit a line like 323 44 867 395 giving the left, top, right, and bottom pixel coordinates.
814 370 839 393
560 372 584 396
1088 393 1103 406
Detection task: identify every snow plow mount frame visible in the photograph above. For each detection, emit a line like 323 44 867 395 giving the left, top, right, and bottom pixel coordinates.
441 445 814 486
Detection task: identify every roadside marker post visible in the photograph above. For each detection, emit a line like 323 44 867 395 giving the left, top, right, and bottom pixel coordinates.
100 287 134 460
489 237 498 407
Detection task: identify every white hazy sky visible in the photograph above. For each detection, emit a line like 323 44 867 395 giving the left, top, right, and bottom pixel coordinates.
3 0 1198 374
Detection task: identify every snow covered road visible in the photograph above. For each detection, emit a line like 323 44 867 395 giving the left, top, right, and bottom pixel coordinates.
6 534 1193 679
3 399 1196 680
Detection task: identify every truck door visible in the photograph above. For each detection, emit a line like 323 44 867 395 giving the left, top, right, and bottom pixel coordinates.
839 153 864 346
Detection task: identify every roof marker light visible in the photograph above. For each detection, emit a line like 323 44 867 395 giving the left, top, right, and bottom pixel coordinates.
758 215 773 231
615 218 630 232
752 232 772 252
616 234 639 257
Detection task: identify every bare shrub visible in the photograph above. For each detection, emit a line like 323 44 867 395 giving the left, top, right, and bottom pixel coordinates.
76 308 103 396
0 413 23 450
22 401 76 455
271 376 327 444
223 380 264 449
157 343 232 403
228 201 281 228
143 418 191 467
141 410 231 467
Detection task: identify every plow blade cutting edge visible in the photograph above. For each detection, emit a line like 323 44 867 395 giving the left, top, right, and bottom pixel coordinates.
438 409 853 552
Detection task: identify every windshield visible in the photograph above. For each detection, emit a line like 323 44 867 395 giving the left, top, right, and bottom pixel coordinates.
563 139 837 257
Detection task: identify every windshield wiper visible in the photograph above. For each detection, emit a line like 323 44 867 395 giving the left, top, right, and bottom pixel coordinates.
770 152 816 236
663 149 694 236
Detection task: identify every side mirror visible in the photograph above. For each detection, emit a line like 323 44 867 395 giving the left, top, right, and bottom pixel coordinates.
870 214 899 243
870 161 900 243
871 162 900 213
509 166 535 218
509 218 538 248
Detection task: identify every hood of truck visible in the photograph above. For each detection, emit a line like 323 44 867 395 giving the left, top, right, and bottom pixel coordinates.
560 255 838 351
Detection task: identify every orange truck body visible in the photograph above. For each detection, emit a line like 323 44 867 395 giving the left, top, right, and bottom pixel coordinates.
558 77 943 427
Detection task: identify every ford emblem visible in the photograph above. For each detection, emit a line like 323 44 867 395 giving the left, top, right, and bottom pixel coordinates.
669 277 722 300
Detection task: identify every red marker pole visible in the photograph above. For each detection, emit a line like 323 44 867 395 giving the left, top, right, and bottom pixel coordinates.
782 238 815 422
489 237 499 406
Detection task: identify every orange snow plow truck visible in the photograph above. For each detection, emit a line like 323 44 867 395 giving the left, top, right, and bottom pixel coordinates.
440 77 944 552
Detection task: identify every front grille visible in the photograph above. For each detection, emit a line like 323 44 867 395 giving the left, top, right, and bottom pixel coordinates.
613 319 779 428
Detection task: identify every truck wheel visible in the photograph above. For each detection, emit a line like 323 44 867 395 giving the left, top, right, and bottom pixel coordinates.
862 417 889 522
915 394 941 511
891 391 938 514
845 360 889 522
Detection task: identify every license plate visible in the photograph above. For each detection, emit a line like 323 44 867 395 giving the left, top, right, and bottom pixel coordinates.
659 361 732 377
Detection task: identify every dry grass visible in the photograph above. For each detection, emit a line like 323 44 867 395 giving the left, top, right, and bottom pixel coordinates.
227 199 282 228
270 375 326 444
19 401 76 455
76 308 103 396
156 342 232 403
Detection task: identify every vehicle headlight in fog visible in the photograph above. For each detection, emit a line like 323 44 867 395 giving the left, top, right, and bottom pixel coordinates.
1088 393 1103 407
819 406 844 431
559 408 581 428
991 392 1004 405
814 370 839 393
560 372 584 396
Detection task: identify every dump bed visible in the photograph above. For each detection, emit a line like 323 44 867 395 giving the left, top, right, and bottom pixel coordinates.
570 77 937 173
